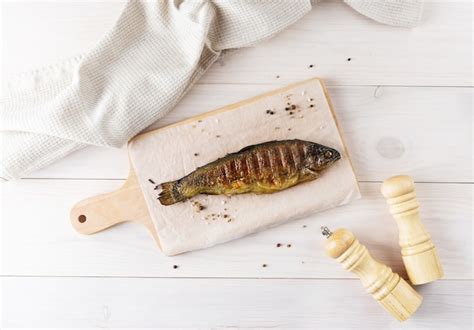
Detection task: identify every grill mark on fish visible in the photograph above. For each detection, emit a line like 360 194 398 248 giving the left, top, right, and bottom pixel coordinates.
277 145 289 174
234 157 243 177
273 145 284 169
257 149 270 175
218 163 227 184
287 143 298 172
157 139 341 205
240 156 249 180
267 147 278 184
254 151 263 180
229 158 237 181
293 143 303 169
223 162 231 184
245 154 254 181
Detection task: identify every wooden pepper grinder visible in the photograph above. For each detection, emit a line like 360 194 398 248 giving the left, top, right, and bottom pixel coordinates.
322 227 422 322
381 175 444 285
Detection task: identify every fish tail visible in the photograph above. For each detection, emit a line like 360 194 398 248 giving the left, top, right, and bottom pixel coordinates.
158 180 185 205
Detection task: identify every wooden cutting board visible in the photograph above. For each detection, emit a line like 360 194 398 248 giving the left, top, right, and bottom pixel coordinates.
70 77 360 255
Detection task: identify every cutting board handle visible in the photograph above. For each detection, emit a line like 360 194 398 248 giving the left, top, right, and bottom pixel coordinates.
70 177 149 235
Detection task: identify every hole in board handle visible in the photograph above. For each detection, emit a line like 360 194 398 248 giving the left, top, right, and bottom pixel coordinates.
78 215 87 223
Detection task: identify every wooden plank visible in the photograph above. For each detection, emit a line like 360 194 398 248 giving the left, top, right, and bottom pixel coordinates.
203 1 473 87
2 277 472 328
3 1 471 86
2 180 471 279
27 85 473 182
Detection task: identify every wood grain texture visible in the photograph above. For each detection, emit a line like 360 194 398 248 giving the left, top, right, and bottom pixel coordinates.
2 180 471 279
2 1 472 328
2 277 471 329
25 85 473 182
381 175 444 285
3 1 472 86
325 228 422 321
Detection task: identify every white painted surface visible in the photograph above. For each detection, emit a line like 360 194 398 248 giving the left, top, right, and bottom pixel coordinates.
2 278 471 329
1 1 472 329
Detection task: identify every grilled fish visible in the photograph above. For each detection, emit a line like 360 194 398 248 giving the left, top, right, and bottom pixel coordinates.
158 139 341 205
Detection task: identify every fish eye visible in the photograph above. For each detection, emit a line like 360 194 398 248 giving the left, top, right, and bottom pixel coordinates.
325 150 333 158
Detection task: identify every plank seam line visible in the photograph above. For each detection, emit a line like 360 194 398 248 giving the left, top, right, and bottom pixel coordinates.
193 82 474 88
1 275 472 281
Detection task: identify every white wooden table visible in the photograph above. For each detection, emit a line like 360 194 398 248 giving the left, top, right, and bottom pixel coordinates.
1 1 472 328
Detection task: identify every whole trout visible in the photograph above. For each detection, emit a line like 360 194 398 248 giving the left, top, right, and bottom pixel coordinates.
158 139 341 205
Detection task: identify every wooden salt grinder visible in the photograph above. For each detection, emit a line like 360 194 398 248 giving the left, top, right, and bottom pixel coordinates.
322 227 422 322
381 175 443 285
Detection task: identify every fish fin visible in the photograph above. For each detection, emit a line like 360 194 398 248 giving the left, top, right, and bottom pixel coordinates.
235 141 281 154
158 181 185 205
302 167 320 180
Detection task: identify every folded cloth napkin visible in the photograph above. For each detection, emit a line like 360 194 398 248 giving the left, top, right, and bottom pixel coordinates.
0 0 423 182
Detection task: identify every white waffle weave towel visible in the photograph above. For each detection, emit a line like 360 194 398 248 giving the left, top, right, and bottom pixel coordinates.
1 0 423 181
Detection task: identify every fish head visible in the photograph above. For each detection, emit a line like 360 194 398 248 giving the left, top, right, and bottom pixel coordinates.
306 144 341 171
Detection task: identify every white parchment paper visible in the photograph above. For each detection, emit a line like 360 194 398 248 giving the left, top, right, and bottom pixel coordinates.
129 79 360 256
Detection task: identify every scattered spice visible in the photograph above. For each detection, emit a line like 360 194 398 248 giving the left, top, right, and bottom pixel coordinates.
198 120 202 123
148 179 156 184
285 107 290 111
303 225 307 228
291 105 296 110
276 243 282 247
309 104 314 108
289 111 294 115
288 128 292 131
308 98 313 102
275 126 281 130
223 214 229 218
347 58 352 61
287 244 292 248
265 109 275 115
308 64 314 68
227 218 232 223
216 135 220 138
287 102 291 106
173 265 179 269
191 201 205 212
262 264 267 268
276 75 280 79
194 153 199 156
